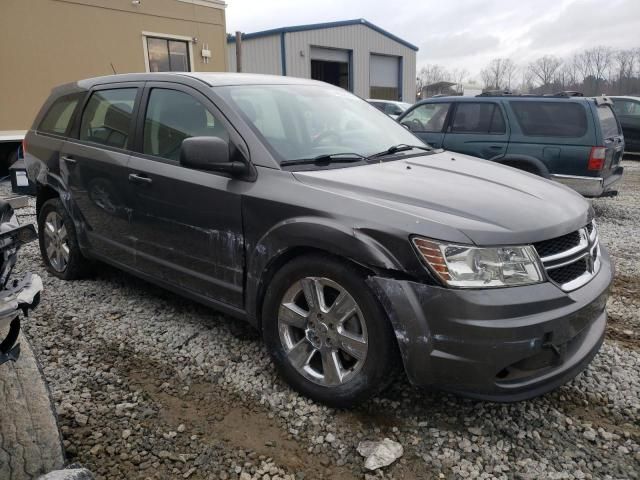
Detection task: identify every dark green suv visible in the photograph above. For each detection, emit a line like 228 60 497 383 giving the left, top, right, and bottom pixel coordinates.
397 95 625 197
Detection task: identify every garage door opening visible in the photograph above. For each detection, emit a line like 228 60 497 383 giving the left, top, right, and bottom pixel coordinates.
310 47 351 90
370 54 400 100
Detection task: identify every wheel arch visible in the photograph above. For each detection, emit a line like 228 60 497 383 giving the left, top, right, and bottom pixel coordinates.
246 218 404 331
492 154 551 178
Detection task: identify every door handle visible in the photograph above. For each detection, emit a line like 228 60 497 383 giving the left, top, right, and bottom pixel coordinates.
128 173 152 185
489 145 503 150
61 155 77 164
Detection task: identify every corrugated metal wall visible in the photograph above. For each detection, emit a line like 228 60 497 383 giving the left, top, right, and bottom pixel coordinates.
227 35 282 75
285 24 416 101
227 24 417 101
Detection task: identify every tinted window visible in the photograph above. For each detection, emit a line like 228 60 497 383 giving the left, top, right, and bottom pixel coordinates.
597 105 621 139
39 93 82 135
147 37 190 72
510 101 587 137
79 89 137 149
401 103 450 132
143 89 229 161
450 103 505 134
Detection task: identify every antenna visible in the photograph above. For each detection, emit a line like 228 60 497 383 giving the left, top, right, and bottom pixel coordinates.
110 62 117 74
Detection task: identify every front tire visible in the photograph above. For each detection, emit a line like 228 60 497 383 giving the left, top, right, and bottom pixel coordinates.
262 255 398 408
38 198 89 280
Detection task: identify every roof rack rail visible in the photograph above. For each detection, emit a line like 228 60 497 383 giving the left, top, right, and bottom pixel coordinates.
552 91 584 97
476 90 513 97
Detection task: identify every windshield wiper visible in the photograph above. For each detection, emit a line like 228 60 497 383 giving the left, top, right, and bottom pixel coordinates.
369 144 433 159
281 152 370 167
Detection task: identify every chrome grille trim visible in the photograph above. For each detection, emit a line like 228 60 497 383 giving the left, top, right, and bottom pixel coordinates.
535 221 600 292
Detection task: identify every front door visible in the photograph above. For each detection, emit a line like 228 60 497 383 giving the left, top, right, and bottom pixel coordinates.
399 102 451 148
62 84 141 265
126 83 245 308
443 102 509 159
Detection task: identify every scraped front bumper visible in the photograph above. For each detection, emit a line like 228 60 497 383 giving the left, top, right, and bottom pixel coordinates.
0 273 43 365
368 247 613 401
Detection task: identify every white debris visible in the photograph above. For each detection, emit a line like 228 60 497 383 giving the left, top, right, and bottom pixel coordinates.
357 438 404 470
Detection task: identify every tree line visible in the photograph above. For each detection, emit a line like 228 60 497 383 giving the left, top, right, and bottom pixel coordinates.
417 46 640 96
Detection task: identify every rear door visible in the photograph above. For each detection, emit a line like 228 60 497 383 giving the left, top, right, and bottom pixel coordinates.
398 102 451 148
594 102 624 179
442 101 509 159
62 83 142 265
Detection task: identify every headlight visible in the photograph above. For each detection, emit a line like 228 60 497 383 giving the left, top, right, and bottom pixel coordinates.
412 237 544 288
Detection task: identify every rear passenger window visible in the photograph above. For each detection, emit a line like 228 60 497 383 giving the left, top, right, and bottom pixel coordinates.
39 94 82 135
79 89 137 149
143 89 229 161
597 106 621 139
450 103 505 134
511 101 587 137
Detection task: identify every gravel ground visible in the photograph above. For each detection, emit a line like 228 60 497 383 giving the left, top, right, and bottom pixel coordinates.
5 161 640 480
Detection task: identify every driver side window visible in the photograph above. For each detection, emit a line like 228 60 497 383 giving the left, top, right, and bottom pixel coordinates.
402 103 450 132
143 88 229 161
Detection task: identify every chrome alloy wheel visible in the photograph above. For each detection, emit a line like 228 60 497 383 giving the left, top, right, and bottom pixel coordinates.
278 277 369 387
43 211 69 272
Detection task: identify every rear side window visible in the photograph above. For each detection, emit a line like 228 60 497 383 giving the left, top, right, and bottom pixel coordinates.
510 101 587 137
401 103 450 132
39 94 82 135
597 105 621 139
79 88 137 149
450 102 506 134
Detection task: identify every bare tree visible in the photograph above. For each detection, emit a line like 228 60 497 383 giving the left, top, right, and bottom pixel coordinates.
417 64 450 87
480 58 516 90
614 49 636 93
528 55 563 90
450 68 469 93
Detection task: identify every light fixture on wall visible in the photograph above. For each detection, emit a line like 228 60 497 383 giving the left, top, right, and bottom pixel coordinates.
201 44 211 64
131 0 141 5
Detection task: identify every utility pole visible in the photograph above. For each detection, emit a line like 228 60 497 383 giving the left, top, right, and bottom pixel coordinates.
235 31 242 73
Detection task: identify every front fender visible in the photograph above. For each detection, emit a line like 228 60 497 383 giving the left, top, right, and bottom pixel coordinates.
245 217 404 326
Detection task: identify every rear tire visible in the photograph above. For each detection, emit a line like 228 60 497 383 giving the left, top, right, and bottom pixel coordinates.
262 254 398 408
38 198 89 280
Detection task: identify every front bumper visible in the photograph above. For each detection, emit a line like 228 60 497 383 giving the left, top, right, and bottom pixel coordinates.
550 167 623 197
368 247 613 401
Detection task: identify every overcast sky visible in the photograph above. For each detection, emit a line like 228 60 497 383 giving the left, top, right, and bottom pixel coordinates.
225 0 640 81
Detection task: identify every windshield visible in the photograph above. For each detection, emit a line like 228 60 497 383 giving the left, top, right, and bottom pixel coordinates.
217 85 421 164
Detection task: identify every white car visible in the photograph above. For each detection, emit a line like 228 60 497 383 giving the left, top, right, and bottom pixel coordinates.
367 99 412 119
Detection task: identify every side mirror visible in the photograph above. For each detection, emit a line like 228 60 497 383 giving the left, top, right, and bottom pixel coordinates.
401 121 412 131
180 137 248 176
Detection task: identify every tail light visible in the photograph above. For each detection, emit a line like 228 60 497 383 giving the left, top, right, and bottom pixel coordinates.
21 138 27 157
588 147 606 171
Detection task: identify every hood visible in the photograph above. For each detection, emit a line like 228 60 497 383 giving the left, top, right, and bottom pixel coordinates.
292 152 592 246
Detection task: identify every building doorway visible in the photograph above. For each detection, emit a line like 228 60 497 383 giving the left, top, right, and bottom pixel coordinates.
310 47 351 90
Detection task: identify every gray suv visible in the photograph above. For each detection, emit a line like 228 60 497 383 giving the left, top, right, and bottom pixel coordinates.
25 73 613 407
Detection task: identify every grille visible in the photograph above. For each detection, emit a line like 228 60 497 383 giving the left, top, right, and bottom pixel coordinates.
533 230 581 258
547 258 588 284
534 222 599 291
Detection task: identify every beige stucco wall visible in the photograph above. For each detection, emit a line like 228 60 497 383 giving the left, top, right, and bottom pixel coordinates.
0 0 227 131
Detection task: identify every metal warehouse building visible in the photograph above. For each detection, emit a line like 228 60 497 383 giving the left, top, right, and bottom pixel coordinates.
227 19 418 102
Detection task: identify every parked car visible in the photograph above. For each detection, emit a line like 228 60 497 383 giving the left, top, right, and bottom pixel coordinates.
610 96 640 156
397 94 625 197
25 73 612 407
367 99 412 119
